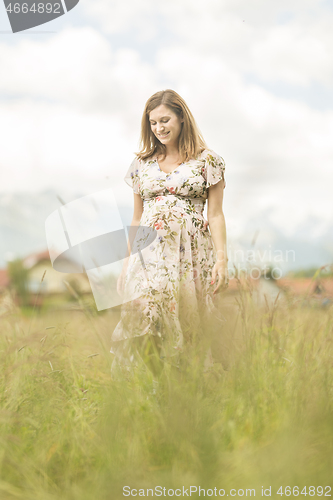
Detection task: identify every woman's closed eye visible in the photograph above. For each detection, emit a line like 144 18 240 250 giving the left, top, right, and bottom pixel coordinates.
151 119 169 125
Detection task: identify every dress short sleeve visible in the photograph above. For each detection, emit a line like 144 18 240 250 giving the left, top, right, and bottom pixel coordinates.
124 156 140 194
203 150 226 190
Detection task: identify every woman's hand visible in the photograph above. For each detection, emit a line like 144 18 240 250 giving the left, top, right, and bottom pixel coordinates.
211 260 229 295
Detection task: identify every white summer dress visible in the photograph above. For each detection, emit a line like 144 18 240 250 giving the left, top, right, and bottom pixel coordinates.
110 149 227 376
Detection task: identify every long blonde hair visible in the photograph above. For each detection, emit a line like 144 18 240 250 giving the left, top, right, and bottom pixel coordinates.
135 89 209 163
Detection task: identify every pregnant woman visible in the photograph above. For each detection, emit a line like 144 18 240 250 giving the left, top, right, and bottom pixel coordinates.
111 89 229 380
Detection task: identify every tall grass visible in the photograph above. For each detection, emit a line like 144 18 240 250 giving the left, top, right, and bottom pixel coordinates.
0 287 332 500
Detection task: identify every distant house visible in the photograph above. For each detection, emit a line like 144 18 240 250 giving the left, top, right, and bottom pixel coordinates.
223 274 333 308
0 249 92 300
275 277 333 307
21 249 91 296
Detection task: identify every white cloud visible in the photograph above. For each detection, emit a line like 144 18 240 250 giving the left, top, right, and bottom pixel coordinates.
0 100 131 191
0 27 157 115
0 28 111 103
82 0 333 86
250 22 333 86
83 0 157 37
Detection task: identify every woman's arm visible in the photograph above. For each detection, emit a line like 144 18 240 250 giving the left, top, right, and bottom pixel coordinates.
207 180 228 293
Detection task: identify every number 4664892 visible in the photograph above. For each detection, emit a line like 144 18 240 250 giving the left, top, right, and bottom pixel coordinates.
6 3 61 14
277 485 331 496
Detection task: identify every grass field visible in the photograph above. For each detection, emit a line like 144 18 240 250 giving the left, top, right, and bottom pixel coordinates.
0 287 332 500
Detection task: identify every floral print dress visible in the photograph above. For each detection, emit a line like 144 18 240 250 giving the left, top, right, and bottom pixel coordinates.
110 149 227 376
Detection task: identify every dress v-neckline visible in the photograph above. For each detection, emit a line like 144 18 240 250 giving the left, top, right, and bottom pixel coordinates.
155 158 184 175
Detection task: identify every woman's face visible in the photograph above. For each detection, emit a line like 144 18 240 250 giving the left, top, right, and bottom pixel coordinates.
149 104 183 148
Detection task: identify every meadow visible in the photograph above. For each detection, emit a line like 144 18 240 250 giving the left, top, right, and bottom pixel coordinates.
0 284 332 500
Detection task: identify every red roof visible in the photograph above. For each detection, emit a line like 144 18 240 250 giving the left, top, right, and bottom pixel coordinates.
23 249 51 269
0 269 10 288
276 277 333 298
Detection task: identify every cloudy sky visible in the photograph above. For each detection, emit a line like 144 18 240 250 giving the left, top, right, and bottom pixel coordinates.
0 0 332 270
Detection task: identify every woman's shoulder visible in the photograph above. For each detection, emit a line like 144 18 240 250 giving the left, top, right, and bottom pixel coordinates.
199 148 223 160
133 153 156 165
201 149 226 169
